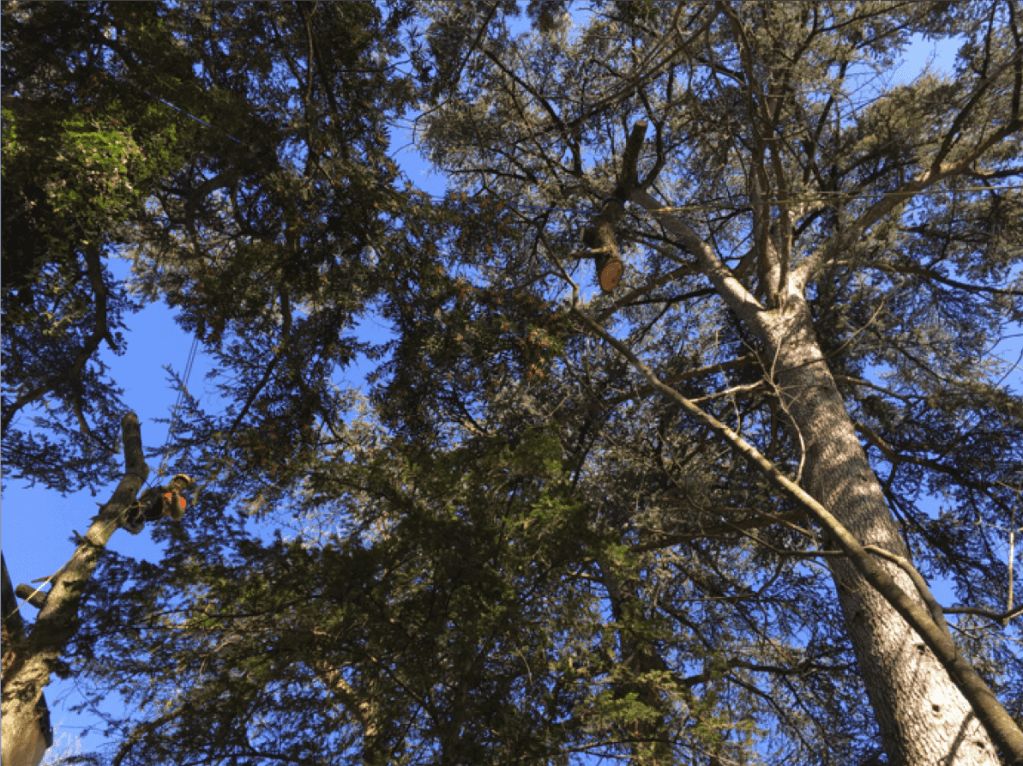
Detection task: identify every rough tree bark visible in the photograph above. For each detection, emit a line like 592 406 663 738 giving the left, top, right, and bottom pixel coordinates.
580 299 1021 764
1 413 148 766
2 555 52 766
574 122 1023 764
760 301 1003 765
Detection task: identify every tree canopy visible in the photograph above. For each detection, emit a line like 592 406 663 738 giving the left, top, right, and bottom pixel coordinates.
3 2 1023 765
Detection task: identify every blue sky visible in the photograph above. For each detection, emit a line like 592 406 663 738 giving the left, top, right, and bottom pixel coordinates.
3 27 1015 763
1 65 451 759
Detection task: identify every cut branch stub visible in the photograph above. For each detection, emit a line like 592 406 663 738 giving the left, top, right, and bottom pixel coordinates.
597 254 624 293
577 122 648 293
3 412 148 766
583 213 624 293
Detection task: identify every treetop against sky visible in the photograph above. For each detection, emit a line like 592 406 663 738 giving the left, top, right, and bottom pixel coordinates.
2 2 1022 765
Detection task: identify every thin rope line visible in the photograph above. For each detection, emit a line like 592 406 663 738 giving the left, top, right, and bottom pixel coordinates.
6 334 200 618
155 335 200 482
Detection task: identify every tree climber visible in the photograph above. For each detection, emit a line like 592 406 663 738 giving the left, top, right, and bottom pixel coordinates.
122 473 195 534
15 474 195 609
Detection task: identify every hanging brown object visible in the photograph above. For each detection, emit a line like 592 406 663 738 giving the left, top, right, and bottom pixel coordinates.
577 121 648 294
596 253 625 293
583 216 625 293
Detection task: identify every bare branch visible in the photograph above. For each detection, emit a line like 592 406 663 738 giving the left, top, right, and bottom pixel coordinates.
944 604 1023 626
571 304 1023 760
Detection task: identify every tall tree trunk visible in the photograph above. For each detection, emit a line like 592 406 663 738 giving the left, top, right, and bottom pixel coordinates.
601 126 1016 764
313 661 390 765
2 555 52 766
1 414 148 766
759 299 999 765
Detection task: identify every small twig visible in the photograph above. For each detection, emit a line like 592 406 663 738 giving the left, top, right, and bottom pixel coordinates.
943 604 1023 626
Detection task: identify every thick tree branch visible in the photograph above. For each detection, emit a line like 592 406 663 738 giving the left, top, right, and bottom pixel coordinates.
3 413 148 766
793 117 1023 290
863 544 950 634
3 413 148 693
571 305 1023 761
576 121 650 292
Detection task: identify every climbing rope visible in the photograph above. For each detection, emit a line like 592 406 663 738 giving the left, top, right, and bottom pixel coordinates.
154 334 200 484
5 335 204 618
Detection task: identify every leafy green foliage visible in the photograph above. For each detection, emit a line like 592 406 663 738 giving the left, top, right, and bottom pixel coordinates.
6 1 1023 764
2 4 195 490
